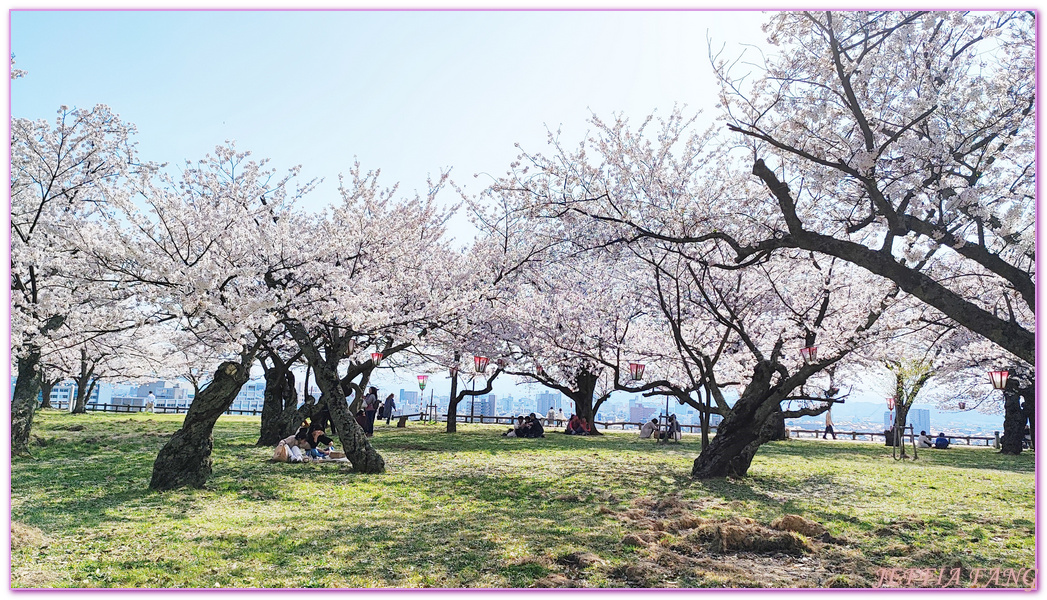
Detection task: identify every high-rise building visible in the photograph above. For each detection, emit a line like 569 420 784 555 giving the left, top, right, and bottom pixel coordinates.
536 391 561 413
478 394 496 417
230 380 265 413
884 408 930 434
400 389 419 411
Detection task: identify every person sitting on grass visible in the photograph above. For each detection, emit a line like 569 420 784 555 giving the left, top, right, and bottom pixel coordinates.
639 417 659 439
565 414 584 435
577 417 592 436
503 416 525 437
934 432 950 449
521 414 545 438
659 415 681 441
917 431 932 448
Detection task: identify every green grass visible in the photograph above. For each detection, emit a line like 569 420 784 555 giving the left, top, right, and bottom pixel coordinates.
10 410 1035 588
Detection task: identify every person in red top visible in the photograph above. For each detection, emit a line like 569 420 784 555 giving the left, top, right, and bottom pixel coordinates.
565 414 584 435
579 417 592 435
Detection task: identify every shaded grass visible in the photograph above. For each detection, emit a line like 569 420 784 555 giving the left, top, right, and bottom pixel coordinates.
11 410 1035 588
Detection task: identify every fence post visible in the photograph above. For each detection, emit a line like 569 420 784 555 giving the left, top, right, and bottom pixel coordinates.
994 431 1001 449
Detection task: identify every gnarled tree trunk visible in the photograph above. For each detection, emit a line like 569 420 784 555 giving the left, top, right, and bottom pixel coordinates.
150 361 250 490
692 360 786 479
1000 378 1026 456
312 363 384 473
256 354 300 446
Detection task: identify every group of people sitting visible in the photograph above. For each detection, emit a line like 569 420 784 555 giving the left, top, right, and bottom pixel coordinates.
503 414 546 438
564 414 593 435
274 419 337 462
639 415 682 441
917 431 951 449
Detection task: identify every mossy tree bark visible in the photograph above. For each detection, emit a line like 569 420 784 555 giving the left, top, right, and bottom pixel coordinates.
150 361 251 490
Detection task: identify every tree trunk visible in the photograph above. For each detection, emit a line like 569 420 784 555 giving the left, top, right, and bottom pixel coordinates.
257 360 299 446
700 407 711 450
893 402 912 457
12 348 43 457
313 364 384 473
567 369 601 435
1021 387 1034 451
149 361 251 490
39 377 56 409
1000 387 1025 456
692 392 783 479
446 371 460 433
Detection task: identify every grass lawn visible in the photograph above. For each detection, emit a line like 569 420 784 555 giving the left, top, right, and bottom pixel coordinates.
10 410 1035 588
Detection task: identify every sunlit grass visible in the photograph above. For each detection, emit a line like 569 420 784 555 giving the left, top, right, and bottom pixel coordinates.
11 410 1034 588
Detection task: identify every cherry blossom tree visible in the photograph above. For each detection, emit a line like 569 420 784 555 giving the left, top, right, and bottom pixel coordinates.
88 143 314 489
707 11 1034 366
10 105 144 455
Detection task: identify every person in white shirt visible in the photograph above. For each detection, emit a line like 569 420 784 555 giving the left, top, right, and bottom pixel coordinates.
546 407 556 426
639 418 659 439
917 431 933 448
823 408 836 440
556 408 566 425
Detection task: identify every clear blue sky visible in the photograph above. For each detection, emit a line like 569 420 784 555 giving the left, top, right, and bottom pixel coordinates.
10 9 774 400
10 10 768 226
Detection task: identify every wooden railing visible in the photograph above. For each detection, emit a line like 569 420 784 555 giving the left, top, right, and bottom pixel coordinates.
48 403 999 446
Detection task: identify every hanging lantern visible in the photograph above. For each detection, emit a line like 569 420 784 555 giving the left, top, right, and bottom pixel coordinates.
988 370 1009 390
629 362 646 381
886 397 895 410
800 346 818 364
345 338 357 356
417 375 429 391
474 356 490 374
536 365 544 376
449 365 458 378
371 352 383 366
958 401 966 410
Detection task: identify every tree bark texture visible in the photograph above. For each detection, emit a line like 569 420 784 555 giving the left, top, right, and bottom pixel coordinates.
256 360 299 446
312 364 384 473
39 377 56 409
692 360 786 479
149 361 250 490
11 349 43 457
1000 383 1026 456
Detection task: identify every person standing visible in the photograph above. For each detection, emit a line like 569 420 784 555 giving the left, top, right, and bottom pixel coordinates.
384 393 396 425
823 407 836 440
363 387 379 437
546 407 556 426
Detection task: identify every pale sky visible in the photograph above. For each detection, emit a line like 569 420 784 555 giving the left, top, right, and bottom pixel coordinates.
9 7 1017 409
10 10 769 231
10 9 777 400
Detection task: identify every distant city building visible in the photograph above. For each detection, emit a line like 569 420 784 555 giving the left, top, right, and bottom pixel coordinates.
119 381 191 410
884 408 930 434
478 394 496 417
630 404 658 423
536 391 561 413
230 380 265 413
400 389 419 411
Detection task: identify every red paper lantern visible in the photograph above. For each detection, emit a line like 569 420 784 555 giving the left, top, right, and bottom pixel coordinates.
371 352 383 366
958 401 966 410
417 375 429 391
629 362 646 381
886 397 895 410
800 346 818 364
988 370 1009 390
474 356 490 374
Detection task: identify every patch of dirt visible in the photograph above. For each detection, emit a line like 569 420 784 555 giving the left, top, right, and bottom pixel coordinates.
558 551 605 569
11 522 47 550
608 495 873 587
532 573 583 588
772 514 827 538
